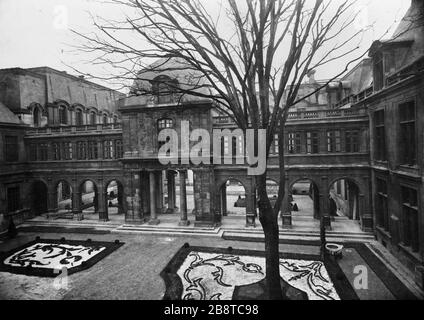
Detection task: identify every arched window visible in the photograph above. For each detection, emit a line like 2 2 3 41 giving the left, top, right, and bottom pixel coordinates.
152 76 179 104
103 114 108 125
90 111 97 125
76 109 84 126
59 106 68 125
113 116 118 124
33 107 40 127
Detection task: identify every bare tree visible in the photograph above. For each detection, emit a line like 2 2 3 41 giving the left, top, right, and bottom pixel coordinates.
72 0 366 300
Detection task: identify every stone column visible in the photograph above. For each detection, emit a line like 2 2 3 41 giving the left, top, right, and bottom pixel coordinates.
178 171 189 226
155 171 164 213
281 193 293 229
245 186 256 228
72 191 83 221
149 171 160 225
166 171 176 214
98 184 108 222
47 190 58 214
221 184 227 216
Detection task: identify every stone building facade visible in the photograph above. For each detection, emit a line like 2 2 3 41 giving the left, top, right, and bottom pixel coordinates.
0 0 423 288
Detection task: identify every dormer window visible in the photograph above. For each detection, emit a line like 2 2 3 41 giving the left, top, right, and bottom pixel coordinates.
152 75 179 104
33 106 40 127
76 109 84 126
59 105 68 125
90 111 97 125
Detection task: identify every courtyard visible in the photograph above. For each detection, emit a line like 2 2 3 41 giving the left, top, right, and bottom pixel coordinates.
0 228 421 300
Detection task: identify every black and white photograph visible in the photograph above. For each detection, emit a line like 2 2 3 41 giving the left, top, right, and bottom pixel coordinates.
0 0 423 308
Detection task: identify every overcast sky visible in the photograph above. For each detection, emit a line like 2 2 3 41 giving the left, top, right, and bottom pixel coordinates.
0 0 411 91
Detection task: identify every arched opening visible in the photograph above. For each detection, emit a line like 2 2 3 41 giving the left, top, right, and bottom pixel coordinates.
106 180 124 221
266 179 279 208
31 180 48 216
329 178 361 226
56 180 72 213
290 179 320 221
103 114 108 125
79 180 98 219
219 178 247 218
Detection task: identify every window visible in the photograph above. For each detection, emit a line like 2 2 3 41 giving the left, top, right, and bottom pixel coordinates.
76 109 84 126
113 116 118 124
103 114 108 125
115 140 123 159
33 107 40 127
374 110 386 161
4 136 19 162
62 142 73 160
89 111 97 125
376 179 389 230
158 119 174 150
29 144 37 161
77 141 87 160
39 143 49 161
103 140 114 159
345 130 360 153
52 143 60 161
153 76 179 104
273 134 279 154
287 132 301 154
59 106 68 125
88 141 98 160
401 187 419 253
327 130 341 153
306 132 319 154
157 118 174 130
399 101 416 165
7 186 21 213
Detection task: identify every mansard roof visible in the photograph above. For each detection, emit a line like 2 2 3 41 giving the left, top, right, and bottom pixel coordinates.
0 101 22 125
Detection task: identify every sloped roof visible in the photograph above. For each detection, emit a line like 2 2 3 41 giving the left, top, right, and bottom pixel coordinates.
341 59 373 95
391 0 424 42
0 101 22 124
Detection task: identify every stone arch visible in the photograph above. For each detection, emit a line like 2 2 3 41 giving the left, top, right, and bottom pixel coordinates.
104 179 124 217
78 179 99 216
327 176 365 197
55 179 73 212
327 176 363 222
288 177 321 220
217 177 248 218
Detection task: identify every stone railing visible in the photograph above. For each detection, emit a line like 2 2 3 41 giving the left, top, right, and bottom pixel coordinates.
26 123 122 136
213 108 366 125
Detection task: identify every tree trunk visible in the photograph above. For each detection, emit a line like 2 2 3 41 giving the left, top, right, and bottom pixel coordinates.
262 209 284 300
257 176 284 300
